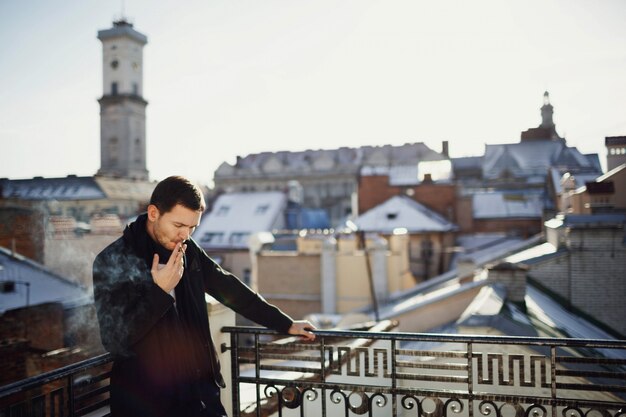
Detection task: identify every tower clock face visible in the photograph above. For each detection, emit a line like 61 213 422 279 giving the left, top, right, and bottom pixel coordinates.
110 60 119 69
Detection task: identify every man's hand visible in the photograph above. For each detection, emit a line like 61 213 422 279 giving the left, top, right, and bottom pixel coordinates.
288 320 316 341
151 242 187 293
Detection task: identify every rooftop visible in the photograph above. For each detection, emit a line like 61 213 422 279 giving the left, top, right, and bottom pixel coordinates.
0 246 90 313
354 195 457 233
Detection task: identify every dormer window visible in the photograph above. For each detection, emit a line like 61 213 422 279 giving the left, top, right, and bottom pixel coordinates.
216 206 230 216
201 232 224 243
255 204 269 215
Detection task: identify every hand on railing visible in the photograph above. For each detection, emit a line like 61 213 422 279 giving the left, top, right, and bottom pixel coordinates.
288 320 316 341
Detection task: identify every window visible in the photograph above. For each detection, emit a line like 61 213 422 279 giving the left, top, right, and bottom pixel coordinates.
243 269 251 286
109 137 118 166
230 232 250 244
133 83 138 95
111 82 118 95
215 206 230 216
201 232 224 243
255 204 269 215
421 239 433 259
134 138 142 164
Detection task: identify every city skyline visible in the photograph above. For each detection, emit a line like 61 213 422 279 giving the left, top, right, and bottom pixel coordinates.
1 0 625 186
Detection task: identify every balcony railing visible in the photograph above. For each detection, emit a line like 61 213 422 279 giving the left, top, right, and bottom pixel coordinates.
1 326 625 417
222 326 626 417
0 353 112 417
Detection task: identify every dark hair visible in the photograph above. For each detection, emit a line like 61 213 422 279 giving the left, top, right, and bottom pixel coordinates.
149 176 206 213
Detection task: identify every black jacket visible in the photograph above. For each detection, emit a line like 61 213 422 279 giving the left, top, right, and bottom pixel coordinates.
93 214 293 416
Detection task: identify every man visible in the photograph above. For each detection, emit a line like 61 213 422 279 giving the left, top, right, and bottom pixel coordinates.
93 176 315 417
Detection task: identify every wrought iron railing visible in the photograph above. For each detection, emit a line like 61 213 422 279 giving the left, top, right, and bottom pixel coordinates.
0 353 112 417
2 328 625 417
222 326 626 417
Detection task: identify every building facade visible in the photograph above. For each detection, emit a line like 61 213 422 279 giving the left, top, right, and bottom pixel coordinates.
213 143 447 226
605 136 626 172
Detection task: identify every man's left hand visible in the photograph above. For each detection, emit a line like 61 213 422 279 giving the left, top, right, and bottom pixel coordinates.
288 320 316 341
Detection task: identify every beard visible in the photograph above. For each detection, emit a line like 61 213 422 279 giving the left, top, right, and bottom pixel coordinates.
152 222 176 251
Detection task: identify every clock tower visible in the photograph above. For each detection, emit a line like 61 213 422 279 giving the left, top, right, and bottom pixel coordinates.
97 19 149 180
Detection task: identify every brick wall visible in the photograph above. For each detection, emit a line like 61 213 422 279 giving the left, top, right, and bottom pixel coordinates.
528 252 570 297
529 226 626 336
257 253 321 319
569 227 626 336
455 196 474 232
0 206 45 262
357 175 456 220
0 339 29 385
472 218 542 238
0 302 64 351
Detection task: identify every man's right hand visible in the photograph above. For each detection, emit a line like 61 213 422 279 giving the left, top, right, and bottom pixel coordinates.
151 242 187 293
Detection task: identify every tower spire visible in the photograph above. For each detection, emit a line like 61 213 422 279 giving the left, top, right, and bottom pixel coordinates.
541 91 554 128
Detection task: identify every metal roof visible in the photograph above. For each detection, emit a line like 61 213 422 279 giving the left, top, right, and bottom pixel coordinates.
0 176 105 201
354 195 457 233
193 191 287 249
0 247 90 313
215 143 446 178
482 140 597 180
472 190 543 219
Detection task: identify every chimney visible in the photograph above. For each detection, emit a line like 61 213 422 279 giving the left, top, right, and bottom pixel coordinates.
441 141 449 158
487 262 528 307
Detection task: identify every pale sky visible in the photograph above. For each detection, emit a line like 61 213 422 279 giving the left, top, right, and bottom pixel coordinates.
1 0 625 186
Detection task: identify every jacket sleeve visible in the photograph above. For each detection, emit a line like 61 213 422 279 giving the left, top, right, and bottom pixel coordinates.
197 247 294 334
92 245 174 357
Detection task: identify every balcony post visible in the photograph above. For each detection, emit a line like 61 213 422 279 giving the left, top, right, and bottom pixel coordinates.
206 296 236 417
551 345 557 416
230 331 240 417
468 342 473 417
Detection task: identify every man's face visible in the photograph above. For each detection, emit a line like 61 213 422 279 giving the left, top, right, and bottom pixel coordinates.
146 204 202 251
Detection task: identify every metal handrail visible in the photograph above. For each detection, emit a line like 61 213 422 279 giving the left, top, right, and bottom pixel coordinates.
0 353 112 417
0 353 112 399
223 326 626 348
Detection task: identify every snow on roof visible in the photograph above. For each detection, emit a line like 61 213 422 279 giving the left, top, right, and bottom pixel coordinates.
94 176 155 200
525 285 624 344
362 160 452 186
452 156 482 169
473 191 543 219
388 165 419 186
193 191 287 249
0 247 90 313
451 233 527 267
545 214 626 230
0 176 105 201
483 141 595 180
390 234 542 306
504 241 559 264
456 284 624 345
354 195 457 233
595 162 626 182
549 168 563 194
216 143 446 177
